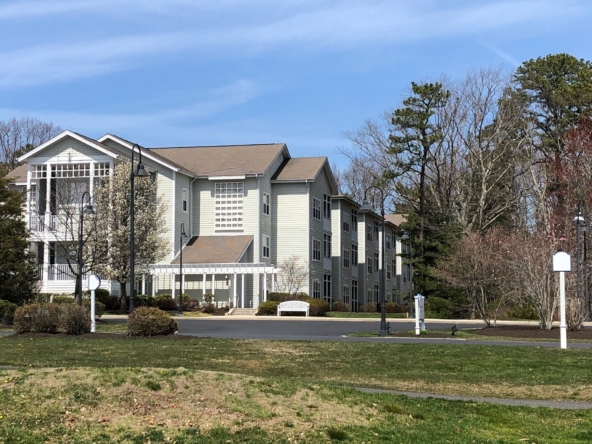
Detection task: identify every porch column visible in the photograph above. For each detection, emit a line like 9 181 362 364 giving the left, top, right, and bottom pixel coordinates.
151 275 156 297
171 273 176 299
241 274 245 308
181 274 185 296
45 163 51 230
42 241 49 291
263 272 267 302
271 273 275 292
211 274 215 296
141 274 146 295
233 272 237 308
202 273 207 298
253 274 260 308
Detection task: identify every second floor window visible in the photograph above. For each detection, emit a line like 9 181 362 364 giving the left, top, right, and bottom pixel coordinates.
374 253 379 273
366 224 373 242
351 209 358 229
182 188 188 212
387 263 392 280
324 234 331 258
313 198 321 220
386 234 391 249
215 182 243 230
392 259 397 279
263 193 270 215
324 194 331 219
367 257 372 275
312 238 321 261
343 248 350 269
342 211 350 232
352 244 358 266
262 235 270 259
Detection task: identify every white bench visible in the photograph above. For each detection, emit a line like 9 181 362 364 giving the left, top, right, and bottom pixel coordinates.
277 300 310 317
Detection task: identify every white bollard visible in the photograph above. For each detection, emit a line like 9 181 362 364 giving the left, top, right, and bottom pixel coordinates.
559 271 567 349
91 289 96 333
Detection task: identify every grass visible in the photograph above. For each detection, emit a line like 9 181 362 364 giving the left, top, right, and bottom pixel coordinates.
327 312 408 318
1 366 592 443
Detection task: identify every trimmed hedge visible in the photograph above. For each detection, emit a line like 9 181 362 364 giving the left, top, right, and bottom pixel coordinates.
359 303 377 313
14 304 61 334
154 294 178 311
128 307 178 336
332 301 350 312
257 301 279 315
0 300 17 324
306 298 330 316
267 292 309 302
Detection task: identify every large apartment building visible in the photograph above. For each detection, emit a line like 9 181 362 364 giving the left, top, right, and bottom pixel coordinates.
5 130 411 310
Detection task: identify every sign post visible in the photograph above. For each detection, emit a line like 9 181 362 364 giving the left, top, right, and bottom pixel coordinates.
552 252 571 349
86 274 101 333
414 294 425 335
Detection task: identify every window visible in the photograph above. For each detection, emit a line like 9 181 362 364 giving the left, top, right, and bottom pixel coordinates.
367 224 373 242
386 234 391 250
51 163 91 178
313 198 321 220
324 234 331 258
392 259 396 279
263 193 270 215
31 165 47 178
387 263 392 280
352 245 358 266
342 211 350 232
367 290 373 304
182 188 188 212
343 249 350 269
367 257 373 275
351 209 358 229
323 194 331 219
374 221 379 237
312 238 321 261
374 285 379 303
313 280 321 299
323 274 332 302
215 182 244 230
262 235 270 259
352 280 358 304
374 253 379 273
343 285 350 304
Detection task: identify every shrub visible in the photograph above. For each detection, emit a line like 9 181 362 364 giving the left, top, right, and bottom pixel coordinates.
59 304 90 335
82 299 105 318
385 302 408 314
154 294 178 311
257 301 279 315
0 300 17 324
425 296 453 319
184 298 200 312
96 292 119 311
307 298 330 316
359 303 376 313
52 295 76 304
128 307 178 336
201 304 217 314
13 304 60 334
203 293 215 304
267 292 309 302
332 301 349 312
508 303 539 320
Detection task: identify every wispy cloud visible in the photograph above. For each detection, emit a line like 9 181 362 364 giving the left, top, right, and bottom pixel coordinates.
479 40 521 67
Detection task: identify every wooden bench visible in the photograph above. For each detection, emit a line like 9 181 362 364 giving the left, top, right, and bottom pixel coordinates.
277 300 310 317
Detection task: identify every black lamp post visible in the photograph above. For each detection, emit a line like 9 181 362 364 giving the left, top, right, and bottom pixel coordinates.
360 186 388 337
76 191 95 305
575 207 584 311
129 144 149 313
178 223 187 316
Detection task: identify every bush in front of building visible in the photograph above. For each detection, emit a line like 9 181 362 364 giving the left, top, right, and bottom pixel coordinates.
154 294 178 311
359 303 377 313
331 301 350 312
13 304 61 334
128 307 178 336
257 301 279 316
385 302 409 314
58 304 91 335
267 292 309 302
0 300 17 324
306 298 330 316
424 296 453 319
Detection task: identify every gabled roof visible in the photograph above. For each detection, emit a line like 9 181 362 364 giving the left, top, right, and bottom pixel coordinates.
385 214 407 227
4 164 28 183
149 143 287 178
171 235 253 264
271 157 338 194
17 130 120 163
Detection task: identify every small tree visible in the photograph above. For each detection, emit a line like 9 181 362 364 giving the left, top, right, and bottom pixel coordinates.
0 176 37 304
92 162 169 305
276 255 308 296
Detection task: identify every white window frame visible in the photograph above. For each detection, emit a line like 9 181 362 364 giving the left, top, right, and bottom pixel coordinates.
263 192 270 216
392 259 396 279
324 234 331 259
367 257 373 275
367 290 373 304
215 182 244 231
342 211 350 232
312 238 321 261
313 198 321 220
367 224 373 242
262 234 270 259
343 248 350 269
182 188 188 213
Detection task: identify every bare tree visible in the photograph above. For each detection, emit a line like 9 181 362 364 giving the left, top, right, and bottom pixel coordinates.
0 118 62 174
275 255 309 296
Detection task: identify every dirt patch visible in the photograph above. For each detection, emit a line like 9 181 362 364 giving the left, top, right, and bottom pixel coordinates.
7 332 202 340
472 325 592 340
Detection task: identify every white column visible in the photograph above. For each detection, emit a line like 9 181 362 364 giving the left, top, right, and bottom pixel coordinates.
141 274 146 295
171 273 176 299
45 165 51 229
211 274 215 296
560 271 567 349
263 272 267 302
151 275 156 297
42 241 49 291
202 273 207 297
233 273 237 308
253 273 260 308
241 274 245 308
271 273 275 292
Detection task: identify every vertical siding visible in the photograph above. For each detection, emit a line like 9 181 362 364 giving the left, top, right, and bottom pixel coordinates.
173 173 192 256
152 167 175 264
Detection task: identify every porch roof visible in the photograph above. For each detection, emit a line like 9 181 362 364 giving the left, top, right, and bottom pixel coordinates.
171 235 253 264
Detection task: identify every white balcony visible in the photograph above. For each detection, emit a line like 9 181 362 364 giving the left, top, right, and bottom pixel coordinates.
28 212 75 235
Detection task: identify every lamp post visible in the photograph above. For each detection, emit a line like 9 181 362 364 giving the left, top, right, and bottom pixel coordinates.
76 191 95 305
129 144 149 313
575 207 584 311
360 186 388 337
401 232 413 318
178 223 188 316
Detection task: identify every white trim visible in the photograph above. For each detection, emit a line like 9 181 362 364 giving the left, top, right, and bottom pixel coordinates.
18 131 119 162
151 263 276 275
182 187 188 213
208 175 246 181
172 171 177 260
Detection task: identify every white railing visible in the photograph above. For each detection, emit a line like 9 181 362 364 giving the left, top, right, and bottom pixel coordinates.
28 212 68 234
47 264 91 281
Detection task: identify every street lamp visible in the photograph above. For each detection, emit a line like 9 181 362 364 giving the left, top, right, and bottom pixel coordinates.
76 191 95 305
401 232 413 318
575 207 584 312
129 143 149 313
359 186 388 337
178 223 188 316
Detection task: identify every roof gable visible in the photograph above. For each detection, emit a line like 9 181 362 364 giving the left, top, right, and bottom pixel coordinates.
171 235 253 264
272 157 338 194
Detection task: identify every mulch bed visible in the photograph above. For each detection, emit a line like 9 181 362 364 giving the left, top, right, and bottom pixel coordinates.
471 325 592 340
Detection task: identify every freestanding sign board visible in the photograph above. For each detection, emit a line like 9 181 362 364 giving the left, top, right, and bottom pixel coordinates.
552 252 571 349
414 294 426 335
86 274 101 333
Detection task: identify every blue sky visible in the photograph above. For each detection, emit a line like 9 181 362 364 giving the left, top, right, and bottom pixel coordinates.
1 0 591 167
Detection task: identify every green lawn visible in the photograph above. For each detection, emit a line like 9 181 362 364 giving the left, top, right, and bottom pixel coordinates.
327 311 407 318
2 336 592 443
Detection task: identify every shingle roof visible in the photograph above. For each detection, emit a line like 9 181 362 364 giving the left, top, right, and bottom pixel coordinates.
149 144 286 177
171 235 253 264
4 164 28 182
385 214 407 227
272 157 327 181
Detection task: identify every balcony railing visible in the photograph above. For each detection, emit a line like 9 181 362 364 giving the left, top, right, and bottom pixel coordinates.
47 264 89 281
28 212 68 234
